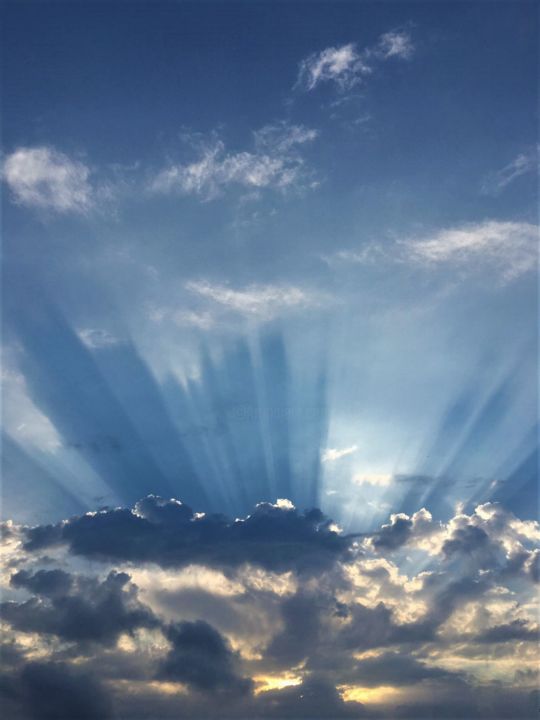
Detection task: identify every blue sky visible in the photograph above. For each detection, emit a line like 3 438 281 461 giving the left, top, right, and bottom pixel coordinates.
2 0 537 527
3 3 537 525
1 2 539 718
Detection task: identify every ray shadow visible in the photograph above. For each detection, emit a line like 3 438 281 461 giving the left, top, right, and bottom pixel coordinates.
162 328 328 515
4 294 208 509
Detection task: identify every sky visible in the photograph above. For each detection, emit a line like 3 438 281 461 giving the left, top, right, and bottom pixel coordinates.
0 1 538 719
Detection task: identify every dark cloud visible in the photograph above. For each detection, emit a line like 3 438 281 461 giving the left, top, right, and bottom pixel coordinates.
266 591 324 666
0 662 113 720
11 569 73 597
352 652 464 686
20 662 113 720
475 620 539 644
23 496 349 573
2 570 157 646
158 620 252 695
3 497 538 720
442 524 490 557
371 514 413 551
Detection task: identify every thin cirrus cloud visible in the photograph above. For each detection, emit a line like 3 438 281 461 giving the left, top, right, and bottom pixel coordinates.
2 146 94 214
185 280 319 319
149 123 319 200
295 29 414 92
77 328 124 350
321 445 358 462
353 472 393 487
404 220 538 282
481 148 538 195
326 220 538 284
2 123 319 214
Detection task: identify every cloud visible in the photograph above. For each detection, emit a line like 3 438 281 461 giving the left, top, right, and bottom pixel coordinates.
2 147 93 213
77 328 123 349
481 148 538 195
19 662 113 720
350 651 462 687
376 30 415 60
150 123 318 200
159 620 252 695
185 280 318 319
353 472 392 488
328 220 538 283
3 497 539 719
22 495 350 573
295 29 413 92
322 445 358 462
2 569 158 645
296 43 371 92
404 220 538 281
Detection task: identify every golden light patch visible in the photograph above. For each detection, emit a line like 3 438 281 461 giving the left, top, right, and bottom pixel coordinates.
339 684 403 704
111 679 189 696
352 648 385 661
253 673 303 694
117 633 137 652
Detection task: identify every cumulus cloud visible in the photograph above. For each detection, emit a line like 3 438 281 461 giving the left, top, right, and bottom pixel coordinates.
295 29 413 92
22 495 350 573
2 569 157 645
2 496 538 719
159 620 252 695
2 147 94 213
150 123 318 200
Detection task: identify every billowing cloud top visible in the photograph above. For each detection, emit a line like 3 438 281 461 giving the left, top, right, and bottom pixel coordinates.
2 496 538 719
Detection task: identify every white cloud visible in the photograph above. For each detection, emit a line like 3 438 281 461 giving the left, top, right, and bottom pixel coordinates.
77 328 123 349
295 29 413 92
185 281 317 319
353 472 393 487
296 43 371 92
404 220 538 282
150 123 318 200
481 148 538 195
376 30 415 59
172 310 215 330
2 146 93 213
322 445 358 462
327 220 538 283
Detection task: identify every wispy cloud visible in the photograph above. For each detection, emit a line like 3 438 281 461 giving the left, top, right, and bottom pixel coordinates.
322 445 358 462
77 328 123 349
481 148 538 195
404 220 538 282
2 147 93 213
186 281 318 319
150 123 318 200
295 29 413 92
353 472 393 487
377 30 415 60
326 220 538 283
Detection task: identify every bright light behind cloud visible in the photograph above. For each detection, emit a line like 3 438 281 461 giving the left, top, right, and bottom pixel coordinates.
1 5 537 719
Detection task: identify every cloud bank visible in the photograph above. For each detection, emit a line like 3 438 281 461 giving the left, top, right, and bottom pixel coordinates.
1 495 538 719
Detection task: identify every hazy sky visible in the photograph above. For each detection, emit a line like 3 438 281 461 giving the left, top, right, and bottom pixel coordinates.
1 2 538 718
